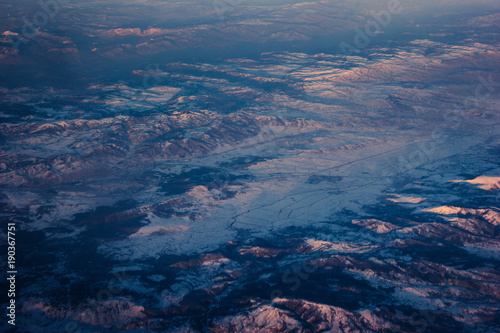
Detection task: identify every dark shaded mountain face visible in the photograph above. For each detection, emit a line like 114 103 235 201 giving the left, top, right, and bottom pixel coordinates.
1 1 499 332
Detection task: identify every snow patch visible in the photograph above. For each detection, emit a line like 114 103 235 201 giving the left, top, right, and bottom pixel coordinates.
451 176 500 191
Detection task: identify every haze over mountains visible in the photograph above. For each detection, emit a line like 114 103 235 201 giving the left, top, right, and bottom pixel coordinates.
0 0 499 332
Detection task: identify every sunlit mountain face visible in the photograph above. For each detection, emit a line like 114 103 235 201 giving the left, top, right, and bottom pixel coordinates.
1 0 499 332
